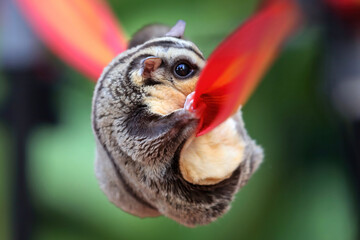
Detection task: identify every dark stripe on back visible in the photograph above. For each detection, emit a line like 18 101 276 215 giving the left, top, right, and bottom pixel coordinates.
103 138 157 210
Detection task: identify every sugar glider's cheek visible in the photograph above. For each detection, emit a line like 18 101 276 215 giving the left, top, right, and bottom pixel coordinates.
172 76 198 97
143 85 186 115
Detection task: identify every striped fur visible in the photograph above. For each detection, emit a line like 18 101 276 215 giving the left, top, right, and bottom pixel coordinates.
92 36 263 226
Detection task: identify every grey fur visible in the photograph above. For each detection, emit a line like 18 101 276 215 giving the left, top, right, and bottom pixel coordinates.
92 28 263 227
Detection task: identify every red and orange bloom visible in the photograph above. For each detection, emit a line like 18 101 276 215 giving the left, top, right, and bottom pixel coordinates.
192 0 302 136
16 0 127 80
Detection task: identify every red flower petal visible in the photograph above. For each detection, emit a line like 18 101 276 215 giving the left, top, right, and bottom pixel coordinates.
15 0 128 80
193 0 302 136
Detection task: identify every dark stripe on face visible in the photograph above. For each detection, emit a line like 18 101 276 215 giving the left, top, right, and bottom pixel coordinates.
144 78 161 86
137 40 205 60
104 39 205 78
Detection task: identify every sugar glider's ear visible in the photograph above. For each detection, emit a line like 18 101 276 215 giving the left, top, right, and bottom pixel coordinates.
165 20 186 38
141 57 162 78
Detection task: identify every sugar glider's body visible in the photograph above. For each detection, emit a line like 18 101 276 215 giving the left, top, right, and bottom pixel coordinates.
92 22 263 227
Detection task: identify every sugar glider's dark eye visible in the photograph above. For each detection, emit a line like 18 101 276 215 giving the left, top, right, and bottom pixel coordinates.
173 62 194 79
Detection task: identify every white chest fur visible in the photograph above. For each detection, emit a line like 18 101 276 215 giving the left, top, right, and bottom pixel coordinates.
180 117 245 185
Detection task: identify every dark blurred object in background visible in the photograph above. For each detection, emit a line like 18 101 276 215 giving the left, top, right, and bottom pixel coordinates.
0 0 58 239
323 0 360 236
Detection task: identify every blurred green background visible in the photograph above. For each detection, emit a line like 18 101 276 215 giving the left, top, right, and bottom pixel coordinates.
0 0 358 239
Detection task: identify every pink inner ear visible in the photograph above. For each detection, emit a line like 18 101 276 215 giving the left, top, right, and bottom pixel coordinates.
142 57 162 78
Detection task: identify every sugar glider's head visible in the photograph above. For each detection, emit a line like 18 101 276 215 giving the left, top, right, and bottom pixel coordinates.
96 20 205 116
127 36 205 115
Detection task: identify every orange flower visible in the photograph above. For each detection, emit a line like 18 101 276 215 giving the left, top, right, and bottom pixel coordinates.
15 0 127 80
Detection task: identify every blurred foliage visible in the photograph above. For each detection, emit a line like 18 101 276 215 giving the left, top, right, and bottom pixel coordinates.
0 73 10 240
0 0 358 239
108 0 258 57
